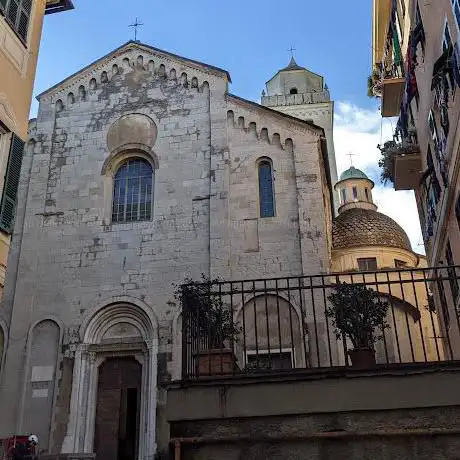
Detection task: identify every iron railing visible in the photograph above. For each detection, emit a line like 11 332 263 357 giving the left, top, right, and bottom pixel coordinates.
180 266 460 379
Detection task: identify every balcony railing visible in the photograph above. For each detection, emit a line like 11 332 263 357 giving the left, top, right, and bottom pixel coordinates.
378 7 406 117
180 267 460 380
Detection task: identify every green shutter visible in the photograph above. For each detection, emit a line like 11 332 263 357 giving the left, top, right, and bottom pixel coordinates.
17 0 31 41
0 134 24 234
393 27 402 66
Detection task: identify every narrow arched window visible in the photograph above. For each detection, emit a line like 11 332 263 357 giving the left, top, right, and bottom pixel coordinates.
112 158 153 223
258 160 275 217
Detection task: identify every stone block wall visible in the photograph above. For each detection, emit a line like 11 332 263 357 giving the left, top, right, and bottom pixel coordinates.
0 43 332 453
168 366 460 460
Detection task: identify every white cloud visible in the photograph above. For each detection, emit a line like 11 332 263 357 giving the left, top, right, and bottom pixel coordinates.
333 102 425 255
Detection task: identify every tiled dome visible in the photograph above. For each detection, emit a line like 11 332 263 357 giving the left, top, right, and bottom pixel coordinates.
332 208 412 251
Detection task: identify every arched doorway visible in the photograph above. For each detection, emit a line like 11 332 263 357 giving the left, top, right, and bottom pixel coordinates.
61 302 158 459
95 358 142 460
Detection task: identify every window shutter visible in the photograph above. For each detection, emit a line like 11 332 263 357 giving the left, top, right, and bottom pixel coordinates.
0 134 24 234
6 0 18 26
17 0 31 41
22 0 31 12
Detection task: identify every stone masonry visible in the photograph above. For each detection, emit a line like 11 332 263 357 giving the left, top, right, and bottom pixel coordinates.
0 41 332 456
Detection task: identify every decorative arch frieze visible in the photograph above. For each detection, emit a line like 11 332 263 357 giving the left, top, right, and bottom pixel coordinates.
40 45 215 113
226 109 296 152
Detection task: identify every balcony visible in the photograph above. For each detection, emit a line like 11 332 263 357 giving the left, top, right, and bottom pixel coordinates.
45 0 74 14
378 138 421 190
177 267 460 380
381 63 405 117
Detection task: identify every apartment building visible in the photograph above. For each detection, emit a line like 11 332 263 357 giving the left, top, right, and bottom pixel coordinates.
0 0 74 295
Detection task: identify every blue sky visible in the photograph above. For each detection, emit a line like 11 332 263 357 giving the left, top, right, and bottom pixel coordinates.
33 0 375 114
32 0 424 252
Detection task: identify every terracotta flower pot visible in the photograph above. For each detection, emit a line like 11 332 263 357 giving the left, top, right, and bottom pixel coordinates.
348 348 376 369
196 348 237 376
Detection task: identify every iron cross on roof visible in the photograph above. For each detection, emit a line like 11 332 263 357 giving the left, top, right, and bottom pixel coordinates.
129 17 144 42
288 46 296 59
347 152 357 166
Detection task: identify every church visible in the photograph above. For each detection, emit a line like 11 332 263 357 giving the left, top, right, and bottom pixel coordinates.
0 41 336 457
0 37 438 459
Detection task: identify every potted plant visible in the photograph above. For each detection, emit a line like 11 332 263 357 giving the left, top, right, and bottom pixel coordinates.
326 282 390 368
367 68 383 98
174 274 241 376
378 137 420 184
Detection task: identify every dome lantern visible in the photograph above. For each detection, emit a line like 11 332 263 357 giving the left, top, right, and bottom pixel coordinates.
335 166 376 214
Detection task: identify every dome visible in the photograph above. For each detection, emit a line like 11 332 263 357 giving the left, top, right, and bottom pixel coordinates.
332 208 412 251
339 166 370 181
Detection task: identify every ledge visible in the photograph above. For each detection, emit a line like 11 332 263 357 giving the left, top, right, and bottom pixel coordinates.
45 0 74 14
167 362 460 422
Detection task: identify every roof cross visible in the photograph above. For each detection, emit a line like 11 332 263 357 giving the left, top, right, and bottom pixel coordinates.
288 46 296 59
347 152 357 166
129 17 144 42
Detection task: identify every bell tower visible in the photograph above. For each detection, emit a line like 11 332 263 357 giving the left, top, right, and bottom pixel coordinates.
262 56 338 212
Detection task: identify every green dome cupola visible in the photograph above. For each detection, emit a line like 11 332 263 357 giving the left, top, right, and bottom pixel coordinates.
339 166 370 182
335 166 376 214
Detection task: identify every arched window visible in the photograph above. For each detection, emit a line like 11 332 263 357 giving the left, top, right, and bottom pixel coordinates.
258 160 275 217
112 158 154 223
290 88 298 95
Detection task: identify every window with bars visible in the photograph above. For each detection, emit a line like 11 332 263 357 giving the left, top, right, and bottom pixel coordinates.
445 240 459 303
0 0 33 43
340 188 347 204
258 159 275 218
112 158 154 223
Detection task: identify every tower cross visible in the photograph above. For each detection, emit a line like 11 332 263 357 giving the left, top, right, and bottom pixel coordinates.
129 18 144 42
288 46 296 59
347 152 357 166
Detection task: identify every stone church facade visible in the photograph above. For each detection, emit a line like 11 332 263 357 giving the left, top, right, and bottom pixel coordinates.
0 42 333 457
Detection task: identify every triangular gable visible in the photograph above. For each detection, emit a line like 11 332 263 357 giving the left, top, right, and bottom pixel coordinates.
37 41 231 100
